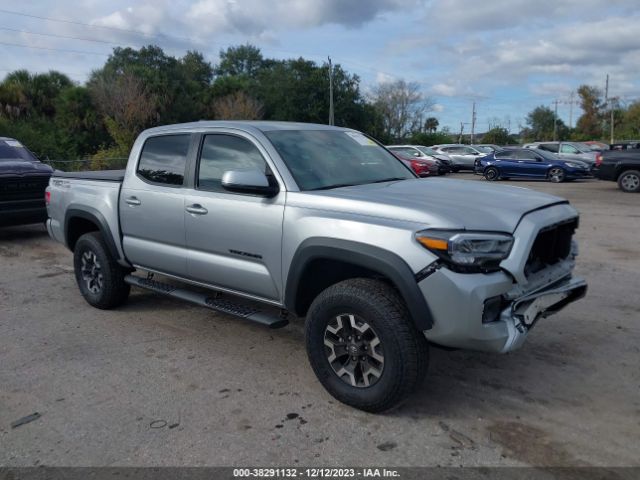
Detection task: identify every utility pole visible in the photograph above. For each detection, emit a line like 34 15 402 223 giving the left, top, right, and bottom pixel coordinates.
604 74 609 140
328 56 334 126
568 91 575 129
610 103 615 144
553 99 559 141
459 122 464 144
470 101 476 144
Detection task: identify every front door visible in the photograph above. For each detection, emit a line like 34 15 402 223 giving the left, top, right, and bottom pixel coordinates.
184 132 285 301
120 133 193 277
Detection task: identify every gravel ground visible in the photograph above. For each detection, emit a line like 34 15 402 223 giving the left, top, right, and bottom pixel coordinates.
0 174 638 467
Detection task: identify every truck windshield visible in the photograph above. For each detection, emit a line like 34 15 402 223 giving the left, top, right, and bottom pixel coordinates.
0 141 38 162
265 129 414 191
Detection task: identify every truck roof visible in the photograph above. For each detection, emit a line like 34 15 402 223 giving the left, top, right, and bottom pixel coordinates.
142 120 351 135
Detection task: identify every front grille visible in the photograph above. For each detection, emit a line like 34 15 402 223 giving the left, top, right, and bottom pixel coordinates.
525 217 578 276
0 175 50 203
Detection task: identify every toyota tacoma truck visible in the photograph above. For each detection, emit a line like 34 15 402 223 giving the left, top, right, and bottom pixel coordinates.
46 121 587 412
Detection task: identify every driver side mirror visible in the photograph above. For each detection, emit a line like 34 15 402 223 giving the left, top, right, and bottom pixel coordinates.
221 169 279 197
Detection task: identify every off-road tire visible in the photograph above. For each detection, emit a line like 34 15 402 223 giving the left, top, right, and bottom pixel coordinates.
73 232 130 309
305 278 428 413
617 169 640 193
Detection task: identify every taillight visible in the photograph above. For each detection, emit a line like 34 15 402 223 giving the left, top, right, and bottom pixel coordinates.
595 154 603 167
45 190 51 205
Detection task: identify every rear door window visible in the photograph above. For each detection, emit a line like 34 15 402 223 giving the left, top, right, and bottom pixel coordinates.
539 143 559 153
137 134 191 186
560 144 579 154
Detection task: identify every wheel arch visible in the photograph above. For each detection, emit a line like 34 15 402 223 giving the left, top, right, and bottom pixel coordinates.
284 237 433 330
64 207 119 260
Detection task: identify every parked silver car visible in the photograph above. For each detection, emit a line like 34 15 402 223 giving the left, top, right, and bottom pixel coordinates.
523 142 597 165
431 144 488 171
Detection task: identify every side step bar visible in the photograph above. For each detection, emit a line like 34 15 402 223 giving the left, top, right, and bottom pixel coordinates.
124 275 289 329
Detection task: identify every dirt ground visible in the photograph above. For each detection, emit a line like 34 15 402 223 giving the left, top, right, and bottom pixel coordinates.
1 174 639 467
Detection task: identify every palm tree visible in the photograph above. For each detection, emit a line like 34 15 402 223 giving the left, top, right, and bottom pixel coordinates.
424 117 439 133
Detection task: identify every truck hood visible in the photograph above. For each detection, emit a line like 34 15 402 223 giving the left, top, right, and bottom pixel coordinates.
294 178 567 233
0 160 53 176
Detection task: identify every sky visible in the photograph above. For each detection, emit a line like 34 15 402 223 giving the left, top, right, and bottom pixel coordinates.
1 0 639 133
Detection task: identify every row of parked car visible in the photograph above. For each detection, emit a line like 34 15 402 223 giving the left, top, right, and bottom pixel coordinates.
386 140 640 192
1 133 639 231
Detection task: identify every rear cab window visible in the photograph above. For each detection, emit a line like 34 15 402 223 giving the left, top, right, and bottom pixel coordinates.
137 134 191 186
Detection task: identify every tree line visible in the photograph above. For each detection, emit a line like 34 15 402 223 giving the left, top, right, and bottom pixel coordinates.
0 44 445 169
2 43 638 169
520 85 640 144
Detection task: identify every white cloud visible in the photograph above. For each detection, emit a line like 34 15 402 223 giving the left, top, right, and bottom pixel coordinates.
431 83 457 96
183 0 423 35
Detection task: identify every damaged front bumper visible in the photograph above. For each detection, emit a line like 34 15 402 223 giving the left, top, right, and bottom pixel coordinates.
500 276 587 352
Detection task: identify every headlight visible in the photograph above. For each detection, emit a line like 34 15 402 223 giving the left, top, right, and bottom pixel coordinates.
415 229 514 272
564 162 584 168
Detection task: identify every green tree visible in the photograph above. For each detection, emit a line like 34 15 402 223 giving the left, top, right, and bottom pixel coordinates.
525 105 568 141
481 127 514 145
424 117 439 133
575 85 603 139
216 44 265 78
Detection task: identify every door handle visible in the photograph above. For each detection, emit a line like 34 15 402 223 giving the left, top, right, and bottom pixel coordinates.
125 196 141 206
186 204 208 215
517 160 524 163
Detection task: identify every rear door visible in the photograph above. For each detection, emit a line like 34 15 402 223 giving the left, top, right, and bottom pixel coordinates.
184 131 285 301
493 150 519 175
120 133 193 277
514 149 547 177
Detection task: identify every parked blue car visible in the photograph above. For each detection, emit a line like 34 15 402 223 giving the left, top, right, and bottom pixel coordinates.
474 148 591 183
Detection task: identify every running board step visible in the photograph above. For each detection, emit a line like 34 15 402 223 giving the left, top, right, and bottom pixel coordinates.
124 275 288 329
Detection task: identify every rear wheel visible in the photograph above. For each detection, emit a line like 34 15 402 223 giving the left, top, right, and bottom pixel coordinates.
73 232 130 309
548 167 566 183
305 278 428 412
617 170 640 193
484 166 500 181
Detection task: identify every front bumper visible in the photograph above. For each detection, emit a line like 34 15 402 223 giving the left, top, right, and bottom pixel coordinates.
499 276 587 352
0 202 47 227
418 267 587 353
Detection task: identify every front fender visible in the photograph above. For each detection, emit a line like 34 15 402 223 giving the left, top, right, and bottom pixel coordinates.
285 237 433 330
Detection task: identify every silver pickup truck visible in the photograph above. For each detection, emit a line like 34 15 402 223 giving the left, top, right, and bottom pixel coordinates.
46 121 587 412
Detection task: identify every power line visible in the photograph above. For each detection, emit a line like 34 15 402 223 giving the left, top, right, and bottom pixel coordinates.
0 8 163 39
0 26 129 46
0 40 110 56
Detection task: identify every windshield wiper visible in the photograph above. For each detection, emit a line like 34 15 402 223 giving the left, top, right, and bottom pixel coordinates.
310 183 358 191
370 177 407 184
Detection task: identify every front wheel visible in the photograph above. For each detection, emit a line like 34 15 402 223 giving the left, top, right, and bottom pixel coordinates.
617 170 640 193
548 167 566 183
484 166 500 181
305 278 428 412
73 232 130 309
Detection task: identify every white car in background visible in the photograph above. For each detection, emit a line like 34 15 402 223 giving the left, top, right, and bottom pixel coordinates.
431 144 488 172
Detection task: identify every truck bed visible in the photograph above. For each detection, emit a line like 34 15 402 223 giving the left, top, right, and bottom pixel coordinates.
52 169 125 182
